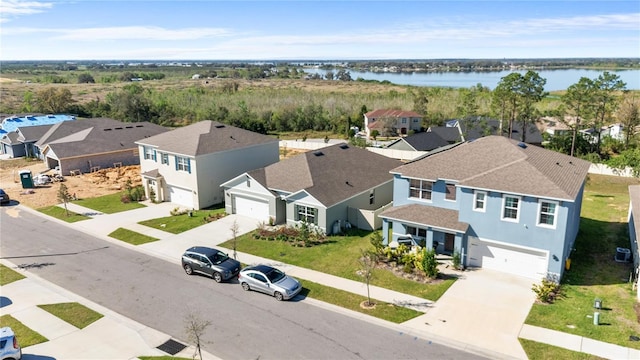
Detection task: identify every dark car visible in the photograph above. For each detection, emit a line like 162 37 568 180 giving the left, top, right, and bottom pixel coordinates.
181 246 241 283
0 189 10 205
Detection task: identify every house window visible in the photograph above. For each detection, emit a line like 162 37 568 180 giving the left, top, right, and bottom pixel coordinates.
502 195 521 222
409 179 432 200
538 200 558 228
407 226 427 238
160 153 169 165
176 156 190 173
369 190 375 205
413 118 419 123
401 118 407 124
473 191 486 212
144 146 155 161
445 183 456 201
296 205 317 225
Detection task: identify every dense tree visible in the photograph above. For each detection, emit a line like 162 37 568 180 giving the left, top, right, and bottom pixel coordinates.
616 93 640 147
21 91 34 112
591 71 626 153
77 73 95 84
36 87 74 113
106 83 154 122
411 88 429 118
456 87 479 119
561 77 595 156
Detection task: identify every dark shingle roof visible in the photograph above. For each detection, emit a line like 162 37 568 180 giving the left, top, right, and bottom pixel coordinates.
249 144 402 207
380 204 469 233
451 116 543 144
135 120 278 156
427 127 462 143
42 119 168 159
17 124 54 142
400 131 451 151
392 136 591 201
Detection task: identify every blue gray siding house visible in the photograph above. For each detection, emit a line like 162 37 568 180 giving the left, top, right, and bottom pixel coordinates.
380 136 590 280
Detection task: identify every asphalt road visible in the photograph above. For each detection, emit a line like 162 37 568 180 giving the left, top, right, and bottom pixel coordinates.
1 206 487 360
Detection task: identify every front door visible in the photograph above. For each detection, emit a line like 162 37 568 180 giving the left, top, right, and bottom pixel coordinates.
444 233 455 253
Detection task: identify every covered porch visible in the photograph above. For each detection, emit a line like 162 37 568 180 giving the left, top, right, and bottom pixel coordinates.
380 204 469 259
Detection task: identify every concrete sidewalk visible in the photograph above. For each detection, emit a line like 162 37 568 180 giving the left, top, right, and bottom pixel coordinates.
43 202 640 359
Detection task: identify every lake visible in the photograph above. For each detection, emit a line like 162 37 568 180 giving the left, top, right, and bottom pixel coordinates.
303 68 640 91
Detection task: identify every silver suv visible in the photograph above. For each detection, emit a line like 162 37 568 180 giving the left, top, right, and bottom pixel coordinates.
181 246 241 283
0 327 21 360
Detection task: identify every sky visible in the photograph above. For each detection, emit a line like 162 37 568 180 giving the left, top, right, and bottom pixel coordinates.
0 0 639 61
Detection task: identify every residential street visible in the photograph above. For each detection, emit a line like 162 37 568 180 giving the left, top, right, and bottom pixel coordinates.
0 207 487 360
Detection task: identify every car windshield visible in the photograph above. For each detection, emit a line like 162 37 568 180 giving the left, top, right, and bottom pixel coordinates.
265 268 286 283
208 251 228 265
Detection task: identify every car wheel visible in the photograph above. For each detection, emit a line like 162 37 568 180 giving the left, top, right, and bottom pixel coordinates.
184 264 193 275
241 282 250 291
212 272 222 283
274 291 284 301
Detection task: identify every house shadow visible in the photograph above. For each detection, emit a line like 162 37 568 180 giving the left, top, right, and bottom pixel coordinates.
22 354 56 360
562 217 634 286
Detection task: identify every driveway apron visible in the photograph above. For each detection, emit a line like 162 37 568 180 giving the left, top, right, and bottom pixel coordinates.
402 268 536 360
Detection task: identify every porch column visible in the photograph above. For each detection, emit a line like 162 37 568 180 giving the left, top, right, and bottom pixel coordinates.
381 220 390 245
426 227 434 250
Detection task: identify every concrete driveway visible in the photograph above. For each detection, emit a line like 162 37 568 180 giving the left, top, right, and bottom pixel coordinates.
402 268 536 360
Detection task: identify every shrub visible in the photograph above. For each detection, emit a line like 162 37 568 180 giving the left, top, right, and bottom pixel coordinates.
369 232 384 254
532 275 562 303
452 250 462 270
422 248 439 279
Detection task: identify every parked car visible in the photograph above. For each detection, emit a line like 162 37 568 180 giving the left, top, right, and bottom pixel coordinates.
238 265 302 301
0 189 9 205
0 327 21 360
181 246 241 283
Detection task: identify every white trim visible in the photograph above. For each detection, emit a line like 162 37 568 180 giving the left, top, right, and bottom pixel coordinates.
501 194 521 223
537 199 559 229
457 184 576 203
473 190 487 212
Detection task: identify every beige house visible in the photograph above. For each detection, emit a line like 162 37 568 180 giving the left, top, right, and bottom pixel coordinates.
136 120 279 210
363 109 422 139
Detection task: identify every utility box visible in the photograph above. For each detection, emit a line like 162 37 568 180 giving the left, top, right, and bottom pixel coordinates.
19 170 34 189
594 298 602 310
593 312 600 325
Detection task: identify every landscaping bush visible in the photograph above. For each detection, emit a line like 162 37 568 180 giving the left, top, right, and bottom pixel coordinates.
422 248 439 279
532 276 562 304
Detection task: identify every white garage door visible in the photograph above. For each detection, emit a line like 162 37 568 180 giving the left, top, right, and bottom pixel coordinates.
168 186 194 209
234 195 269 221
467 238 548 280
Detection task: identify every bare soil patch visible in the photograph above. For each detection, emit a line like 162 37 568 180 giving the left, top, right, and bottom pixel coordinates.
0 158 141 209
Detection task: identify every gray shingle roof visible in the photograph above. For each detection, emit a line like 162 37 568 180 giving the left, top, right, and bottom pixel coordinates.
249 143 402 207
380 204 469 232
392 136 591 201
400 131 451 151
42 119 168 159
17 124 54 142
135 120 278 156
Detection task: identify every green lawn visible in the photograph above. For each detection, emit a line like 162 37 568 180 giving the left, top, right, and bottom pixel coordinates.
519 339 604 360
0 315 48 347
73 191 146 214
220 229 456 301
139 207 226 234
37 205 89 222
525 174 640 350
0 264 25 285
109 227 159 245
38 302 103 329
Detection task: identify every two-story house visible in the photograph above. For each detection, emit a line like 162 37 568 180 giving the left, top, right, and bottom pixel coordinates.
364 109 422 139
136 120 279 210
380 136 591 280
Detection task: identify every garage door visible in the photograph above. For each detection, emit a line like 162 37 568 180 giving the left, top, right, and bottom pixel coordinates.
168 186 194 209
467 238 548 280
234 195 269 221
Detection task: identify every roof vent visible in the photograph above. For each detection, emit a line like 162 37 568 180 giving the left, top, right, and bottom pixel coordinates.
104 128 112 131
215 124 225 128
313 151 324 156
517 142 527 149
339 144 349 149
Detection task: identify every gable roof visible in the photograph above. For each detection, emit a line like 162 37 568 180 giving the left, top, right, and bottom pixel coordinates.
16 124 55 142
135 120 278 156
392 136 591 201
42 119 168 159
389 131 451 151
449 116 543 144
37 118 125 146
249 143 402 207
365 109 422 120
427 126 462 143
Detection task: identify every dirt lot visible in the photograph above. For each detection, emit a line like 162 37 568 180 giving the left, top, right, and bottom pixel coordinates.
0 158 141 209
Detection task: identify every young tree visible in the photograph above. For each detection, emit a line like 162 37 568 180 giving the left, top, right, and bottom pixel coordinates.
230 220 239 260
36 88 75 113
357 249 378 307
616 92 639 148
562 77 595 156
57 183 73 217
421 248 439 279
184 312 211 360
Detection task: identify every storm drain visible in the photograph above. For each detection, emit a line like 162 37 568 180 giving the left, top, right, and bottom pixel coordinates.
157 338 187 355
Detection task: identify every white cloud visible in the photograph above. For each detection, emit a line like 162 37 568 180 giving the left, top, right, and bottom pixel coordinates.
0 0 52 22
